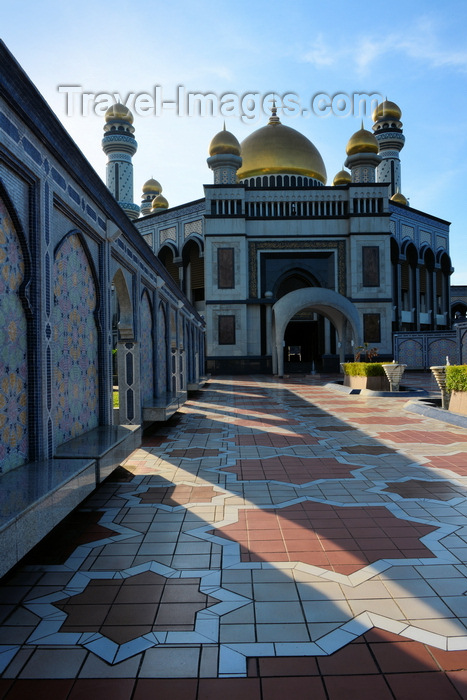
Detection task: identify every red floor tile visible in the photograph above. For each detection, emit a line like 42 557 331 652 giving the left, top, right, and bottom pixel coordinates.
317 643 379 675
446 671 467 699
133 678 197 700
198 678 261 700
210 502 437 574
68 679 135 700
377 430 467 444
428 648 467 671
323 674 394 700
261 676 326 699
385 671 462 699
256 656 319 676
223 457 359 484
371 640 441 673
2 680 75 700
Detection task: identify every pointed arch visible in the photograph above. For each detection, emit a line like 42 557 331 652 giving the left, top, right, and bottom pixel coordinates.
272 288 362 376
157 301 168 395
111 267 134 340
0 191 30 472
52 231 99 446
140 289 154 404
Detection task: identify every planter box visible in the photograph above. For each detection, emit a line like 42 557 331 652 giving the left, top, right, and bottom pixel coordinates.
344 375 390 391
448 391 467 416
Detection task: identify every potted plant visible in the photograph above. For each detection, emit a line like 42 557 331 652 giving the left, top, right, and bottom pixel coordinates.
342 344 391 391
445 365 467 415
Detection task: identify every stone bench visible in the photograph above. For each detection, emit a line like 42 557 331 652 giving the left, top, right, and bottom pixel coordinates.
187 375 210 392
142 391 187 422
0 457 96 578
55 424 141 483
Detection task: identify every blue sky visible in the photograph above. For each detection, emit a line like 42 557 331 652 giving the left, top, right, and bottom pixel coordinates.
2 0 467 282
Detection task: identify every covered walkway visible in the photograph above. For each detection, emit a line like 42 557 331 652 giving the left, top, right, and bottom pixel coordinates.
2 374 467 699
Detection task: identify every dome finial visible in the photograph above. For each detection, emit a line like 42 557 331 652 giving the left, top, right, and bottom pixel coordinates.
268 96 281 125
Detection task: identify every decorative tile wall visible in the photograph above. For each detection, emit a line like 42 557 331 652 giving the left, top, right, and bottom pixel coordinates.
0 197 28 473
52 233 99 447
140 291 154 403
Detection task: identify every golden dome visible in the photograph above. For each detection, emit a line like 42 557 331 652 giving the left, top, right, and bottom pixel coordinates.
151 194 169 211
333 169 351 186
142 178 162 194
372 100 402 123
236 110 327 183
105 103 134 124
390 190 408 205
346 126 379 156
209 126 241 157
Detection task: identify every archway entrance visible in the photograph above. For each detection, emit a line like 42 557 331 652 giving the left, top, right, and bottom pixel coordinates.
283 311 324 372
272 288 362 376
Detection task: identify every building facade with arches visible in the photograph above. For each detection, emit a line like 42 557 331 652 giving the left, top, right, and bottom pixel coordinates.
0 42 204 575
135 102 452 374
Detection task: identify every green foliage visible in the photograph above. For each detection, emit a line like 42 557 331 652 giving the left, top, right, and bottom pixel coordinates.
343 362 385 377
113 390 119 408
354 343 379 362
446 365 467 393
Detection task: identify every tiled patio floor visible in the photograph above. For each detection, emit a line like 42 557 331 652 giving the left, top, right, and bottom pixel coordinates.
2 373 467 698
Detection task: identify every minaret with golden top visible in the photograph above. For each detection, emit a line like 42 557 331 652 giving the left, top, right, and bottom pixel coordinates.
372 100 405 197
102 104 140 220
344 121 381 183
207 122 242 184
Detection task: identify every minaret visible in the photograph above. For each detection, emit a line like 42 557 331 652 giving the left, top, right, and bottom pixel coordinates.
207 123 242 184
140 178 162 215
344 122 381 183
102 104 140 220
372 100 405 197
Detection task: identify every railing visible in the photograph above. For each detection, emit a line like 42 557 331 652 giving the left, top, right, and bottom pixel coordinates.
208 194 385 218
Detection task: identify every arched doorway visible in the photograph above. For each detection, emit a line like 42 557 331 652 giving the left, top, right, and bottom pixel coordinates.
111 269 134 424
272 288 362 376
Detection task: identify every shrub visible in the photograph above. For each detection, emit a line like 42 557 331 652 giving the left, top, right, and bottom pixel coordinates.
446 365 467 393
343 362 385 377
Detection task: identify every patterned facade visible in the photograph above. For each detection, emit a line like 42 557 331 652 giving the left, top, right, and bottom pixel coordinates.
135 104 452 374
0 41 205 572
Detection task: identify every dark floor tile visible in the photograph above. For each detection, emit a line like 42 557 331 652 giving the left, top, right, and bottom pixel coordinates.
2 679 74 700
133 678 198 700
446 671 467 699
317 642 379 675
198 678 261 700
385 672 463 699
261 676 326 700
257 656 319 677
68 679 135 700
324 674 393 700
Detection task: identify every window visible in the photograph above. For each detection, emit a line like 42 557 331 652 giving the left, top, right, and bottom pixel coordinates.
363 313 381 343
217 248 235 289
362 246 380 287
218 315 236 345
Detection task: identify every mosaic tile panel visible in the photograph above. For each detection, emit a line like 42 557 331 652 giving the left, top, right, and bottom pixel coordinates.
140 291 154 404
52 233 98 447
0 196 28 473
157 302 167 394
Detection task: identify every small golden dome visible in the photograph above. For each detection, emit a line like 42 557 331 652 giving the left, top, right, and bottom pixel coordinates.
346 126 379 156
390 190 408 205
151 194 169 211
236 110 326 183
105 103 134 124
333 169 351 186
209 126 241 157
372 100 402 123
142 178 162 194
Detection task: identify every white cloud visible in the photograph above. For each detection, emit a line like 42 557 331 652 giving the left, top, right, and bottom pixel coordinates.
302 15 467 76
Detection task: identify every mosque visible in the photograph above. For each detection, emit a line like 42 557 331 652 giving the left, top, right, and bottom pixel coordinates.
103 99 453 375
